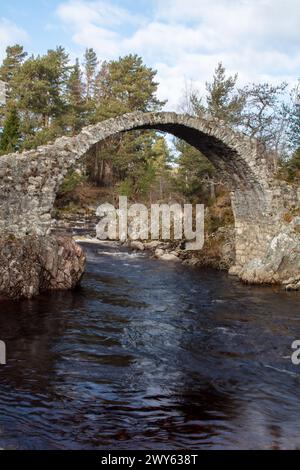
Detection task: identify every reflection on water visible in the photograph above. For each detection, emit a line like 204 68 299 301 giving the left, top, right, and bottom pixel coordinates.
0 241 300 450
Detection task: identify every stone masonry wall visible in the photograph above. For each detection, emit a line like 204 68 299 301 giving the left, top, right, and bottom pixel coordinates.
231 182 300 285
0 111 299 285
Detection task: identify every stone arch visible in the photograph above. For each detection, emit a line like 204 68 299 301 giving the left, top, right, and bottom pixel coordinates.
0 111 278 273
67 111 274 189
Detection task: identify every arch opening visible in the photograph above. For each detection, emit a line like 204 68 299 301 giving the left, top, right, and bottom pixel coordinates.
70 112 269 194
0 111 274 276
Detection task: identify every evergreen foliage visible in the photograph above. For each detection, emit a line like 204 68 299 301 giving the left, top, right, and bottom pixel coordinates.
0 107 21 155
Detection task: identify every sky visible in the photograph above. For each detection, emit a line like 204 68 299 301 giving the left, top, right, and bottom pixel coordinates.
0 0 299 110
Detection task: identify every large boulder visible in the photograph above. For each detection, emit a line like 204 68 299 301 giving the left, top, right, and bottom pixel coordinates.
0 235 86 300
239 217 300 285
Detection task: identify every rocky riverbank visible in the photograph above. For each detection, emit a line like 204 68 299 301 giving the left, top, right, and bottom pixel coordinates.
57 207 300 292
124 225 236 271
0 235 86 300
125 219 300 292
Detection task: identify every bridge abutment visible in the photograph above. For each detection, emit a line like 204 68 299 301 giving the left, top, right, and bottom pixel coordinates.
231 184 300 285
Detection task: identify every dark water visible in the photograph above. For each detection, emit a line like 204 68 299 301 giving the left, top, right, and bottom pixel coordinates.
0 241 300 450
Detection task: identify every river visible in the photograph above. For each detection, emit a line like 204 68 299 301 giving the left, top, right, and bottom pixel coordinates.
0 241 300 450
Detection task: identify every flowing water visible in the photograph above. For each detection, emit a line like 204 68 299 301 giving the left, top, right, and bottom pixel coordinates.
0 241 300 450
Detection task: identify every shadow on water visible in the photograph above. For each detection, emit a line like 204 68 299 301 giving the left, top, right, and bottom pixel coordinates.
0 241 300 449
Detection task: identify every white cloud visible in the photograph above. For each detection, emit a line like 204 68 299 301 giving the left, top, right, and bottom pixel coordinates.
57 0 145 58
0 18 29 62
57 0 142 27
56 0 300 110
155 0 300 45
123 22 214 59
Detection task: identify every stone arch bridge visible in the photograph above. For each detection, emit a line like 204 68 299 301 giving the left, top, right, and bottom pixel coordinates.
0 111 299 282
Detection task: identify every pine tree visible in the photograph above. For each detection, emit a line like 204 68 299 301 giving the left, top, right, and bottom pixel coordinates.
87 54 166 189
11 47 71 146
0 107 21 155
46 46 70 100
95 54 165 119
151 136 173 200
0 44 27 88
175 140 215 201
206 62 245 126
65 58 86 133
0 44 27 127
84 48 98 99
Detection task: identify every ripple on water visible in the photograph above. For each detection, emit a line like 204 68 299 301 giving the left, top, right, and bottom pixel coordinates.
0 242 300 449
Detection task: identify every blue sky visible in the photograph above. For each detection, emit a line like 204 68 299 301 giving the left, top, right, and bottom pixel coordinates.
1 1 154 56
1 0 299 109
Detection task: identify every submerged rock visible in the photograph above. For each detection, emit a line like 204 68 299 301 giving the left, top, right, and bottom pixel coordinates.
0 235 86 300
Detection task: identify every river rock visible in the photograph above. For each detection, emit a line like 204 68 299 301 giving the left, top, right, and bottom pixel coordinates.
282 277 298 285
0 235 86 300
155 248 165 258
228 266 241 276
170 251 181 257
130 241 145 251
160 253 181 262
183 257 199 266
145 241 161 250
285 284 299 291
